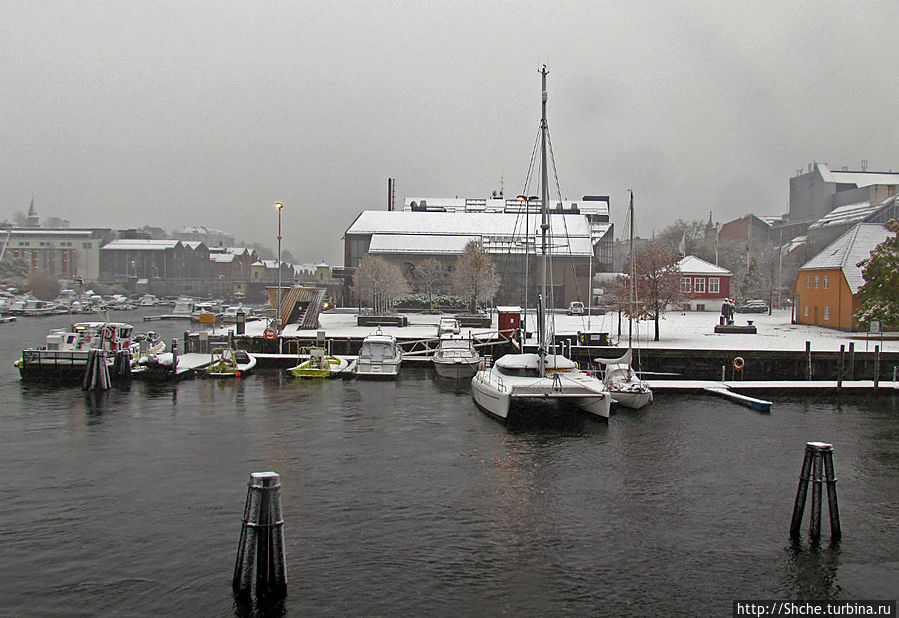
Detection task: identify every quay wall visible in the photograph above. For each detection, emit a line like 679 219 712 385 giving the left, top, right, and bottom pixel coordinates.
183 331 899 382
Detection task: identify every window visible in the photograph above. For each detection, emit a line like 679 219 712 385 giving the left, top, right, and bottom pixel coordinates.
693 277 705 293
814 276 819 289
823 306 830 320
806 275 811 288
681 277 691 293
823 276 829 289
804 305 808 317
82 242 92 249
708 277 719 294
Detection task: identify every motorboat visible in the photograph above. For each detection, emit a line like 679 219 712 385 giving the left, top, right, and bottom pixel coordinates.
15 321 137 381
287 347 350 378
169 297 197 318
354 330 402 378
470 67 611 422
432 335 480 379
205 348 256 378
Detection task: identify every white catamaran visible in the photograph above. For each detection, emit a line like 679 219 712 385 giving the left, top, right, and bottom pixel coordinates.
471 66 611 421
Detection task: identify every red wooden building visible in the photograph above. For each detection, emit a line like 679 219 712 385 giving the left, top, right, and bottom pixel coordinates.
677 255 732 311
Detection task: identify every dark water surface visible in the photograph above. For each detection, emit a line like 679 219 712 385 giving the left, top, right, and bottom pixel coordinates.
1 310 897 616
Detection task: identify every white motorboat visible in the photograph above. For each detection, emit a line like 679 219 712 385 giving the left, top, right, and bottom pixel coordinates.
470 67 611 422
15 321 137 380
432 335 481 379
354 330 402 378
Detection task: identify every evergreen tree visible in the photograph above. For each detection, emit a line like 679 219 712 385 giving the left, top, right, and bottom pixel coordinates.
855 220 899 329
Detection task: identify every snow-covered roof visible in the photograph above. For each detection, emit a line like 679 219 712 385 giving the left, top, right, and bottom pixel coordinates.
808 201 880 230
347 211 594 256
818 164 899 188
177 226 230 235
102 239 180 251
210 253 236 263
402 196 609 217
8 229 96 237
369 234 479 255
182 241 204 250
678 255 732 276
799 223 894 294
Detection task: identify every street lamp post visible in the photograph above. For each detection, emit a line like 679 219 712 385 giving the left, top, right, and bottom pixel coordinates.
275 202 283 353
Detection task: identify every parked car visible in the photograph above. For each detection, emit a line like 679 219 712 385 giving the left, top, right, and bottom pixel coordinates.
737 300 769 313
568 301 585 315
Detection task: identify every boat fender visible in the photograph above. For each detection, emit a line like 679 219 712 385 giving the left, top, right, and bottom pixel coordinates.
732 356 745 371
263 328 277 340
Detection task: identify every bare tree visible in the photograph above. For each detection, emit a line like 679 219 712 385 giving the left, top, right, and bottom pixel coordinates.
353 255 409 314
633 244 684 341
413 258 447 311
452 241 499 313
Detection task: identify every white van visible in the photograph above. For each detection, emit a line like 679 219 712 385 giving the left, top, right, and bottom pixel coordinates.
568 301 585 315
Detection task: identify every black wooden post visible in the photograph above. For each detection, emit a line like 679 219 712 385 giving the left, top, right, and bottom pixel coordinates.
809 446 824 540
837 345 844 391
823 447 841 541
848 342 855 380
790 446 814 537
790 442 841 542
874 345 880 389
805 341 812 380
233 472 287 600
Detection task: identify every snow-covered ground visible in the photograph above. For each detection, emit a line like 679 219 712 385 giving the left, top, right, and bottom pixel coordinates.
219 308 899 353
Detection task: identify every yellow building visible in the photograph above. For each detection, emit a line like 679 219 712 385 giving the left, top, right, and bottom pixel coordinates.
793 223 893 330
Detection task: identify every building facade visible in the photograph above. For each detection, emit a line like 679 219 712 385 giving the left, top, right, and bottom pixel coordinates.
344 207 604 308
677 255 732 311
792 223 893 330
2 228 113 280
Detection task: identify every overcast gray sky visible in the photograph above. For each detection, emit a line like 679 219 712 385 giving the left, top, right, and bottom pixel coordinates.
2 1 897 264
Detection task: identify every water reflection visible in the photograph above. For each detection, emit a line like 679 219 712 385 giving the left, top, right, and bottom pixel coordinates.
783 538 842 599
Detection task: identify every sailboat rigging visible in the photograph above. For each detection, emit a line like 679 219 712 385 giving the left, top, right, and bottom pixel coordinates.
596 191 653 409
470 66 612 421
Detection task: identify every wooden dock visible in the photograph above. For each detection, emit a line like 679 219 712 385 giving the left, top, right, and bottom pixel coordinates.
647 379 899 412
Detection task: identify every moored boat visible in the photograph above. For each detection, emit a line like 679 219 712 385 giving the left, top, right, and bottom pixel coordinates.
432 335 481 379
354 330 402 378
470 66 611 422
14 321 137 381
205 348 257 378
287 347 350 378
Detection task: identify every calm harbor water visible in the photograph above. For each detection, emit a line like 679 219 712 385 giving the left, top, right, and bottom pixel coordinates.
0 309 896 616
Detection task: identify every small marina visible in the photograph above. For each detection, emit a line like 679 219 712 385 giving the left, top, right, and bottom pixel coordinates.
0 308 896 615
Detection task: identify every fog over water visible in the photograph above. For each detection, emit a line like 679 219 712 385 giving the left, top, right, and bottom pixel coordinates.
2 1 897 262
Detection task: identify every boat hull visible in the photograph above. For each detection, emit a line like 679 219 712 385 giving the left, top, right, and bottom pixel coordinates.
433 358 479 380
471 367 612 421
354 360 401 379
471 370 511 419
610 388 653 410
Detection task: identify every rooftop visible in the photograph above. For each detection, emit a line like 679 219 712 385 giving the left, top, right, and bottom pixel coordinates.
799 223 894 293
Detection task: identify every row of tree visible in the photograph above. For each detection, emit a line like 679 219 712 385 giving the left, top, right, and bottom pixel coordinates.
353 241 499 314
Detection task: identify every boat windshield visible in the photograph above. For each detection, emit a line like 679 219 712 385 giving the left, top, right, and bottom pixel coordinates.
360 342 394 361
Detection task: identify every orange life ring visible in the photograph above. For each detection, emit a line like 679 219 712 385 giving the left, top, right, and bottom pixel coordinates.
732 356 745 371
263 328 277 340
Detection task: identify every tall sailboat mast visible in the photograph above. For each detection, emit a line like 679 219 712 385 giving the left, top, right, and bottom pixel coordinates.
629 190 635 347
538 65 550 377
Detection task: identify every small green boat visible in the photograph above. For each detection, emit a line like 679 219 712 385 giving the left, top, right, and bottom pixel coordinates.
287 347 349 379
